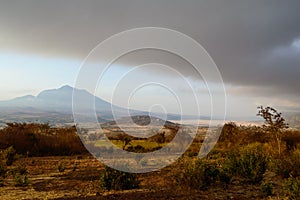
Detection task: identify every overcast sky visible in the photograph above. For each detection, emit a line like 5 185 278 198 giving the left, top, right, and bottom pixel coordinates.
0 0 299 119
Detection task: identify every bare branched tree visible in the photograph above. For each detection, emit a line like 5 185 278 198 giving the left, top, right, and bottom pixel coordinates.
257 106 289 155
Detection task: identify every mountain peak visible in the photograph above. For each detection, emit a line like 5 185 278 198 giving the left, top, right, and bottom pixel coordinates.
15 95 35 100
59 85 73 91
0 85 125 120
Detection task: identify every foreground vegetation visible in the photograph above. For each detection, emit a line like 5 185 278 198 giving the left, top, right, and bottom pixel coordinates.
0 123 87 156
1 106 300 199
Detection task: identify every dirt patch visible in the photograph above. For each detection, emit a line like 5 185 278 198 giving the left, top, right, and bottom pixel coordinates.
0 155 281 200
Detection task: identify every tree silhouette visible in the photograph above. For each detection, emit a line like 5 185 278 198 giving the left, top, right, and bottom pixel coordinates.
120 136 132 150
257 106 288 155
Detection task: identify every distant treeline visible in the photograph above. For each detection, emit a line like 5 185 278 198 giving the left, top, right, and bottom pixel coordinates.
0 123 87 156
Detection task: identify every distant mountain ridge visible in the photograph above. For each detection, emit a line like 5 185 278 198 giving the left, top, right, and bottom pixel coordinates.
0 85 206 125
0 85 125 124
0 85 113 113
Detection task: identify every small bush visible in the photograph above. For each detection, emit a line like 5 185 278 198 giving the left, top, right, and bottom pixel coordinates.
57 162 65 172
283 177 300 199
175 158 220 190
270 150 300 178
101 165 139 191
261 182 273 197
2 146 17 166
14 174 29 187
283 130 300 152
10 163 28 177
224 143 268 184
16 164 28 175
76 155 83 160
0 147 17 178
0 161 7 178
218 168 232 186
219 122 239 144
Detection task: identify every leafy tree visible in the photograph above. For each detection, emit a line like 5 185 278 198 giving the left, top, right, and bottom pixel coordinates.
153 132 166 144
257 106 288 155
120 136 132 150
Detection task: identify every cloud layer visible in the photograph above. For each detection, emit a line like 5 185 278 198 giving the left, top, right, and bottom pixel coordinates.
1 0 300 113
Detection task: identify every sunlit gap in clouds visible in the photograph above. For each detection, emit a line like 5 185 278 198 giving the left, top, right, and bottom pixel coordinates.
94 62 226 117
292 38 300 49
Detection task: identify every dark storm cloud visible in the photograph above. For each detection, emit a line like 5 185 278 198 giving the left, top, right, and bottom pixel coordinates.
0 0 300 99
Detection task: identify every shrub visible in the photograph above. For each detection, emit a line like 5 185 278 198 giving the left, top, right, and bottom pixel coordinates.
57 162 65 172
283 177 300 199
219 122 239 144
283 130 300 152
260 182 273 197
0 161 7 178
2 146 17 166
270 159 292 179
9 163 28 178
14 174 29 187
270 150 300 178
101 165 139 191
0 146 29 187
0 123 87 156
0 160 6 187
16 164 28 175
218 123 271 148
224 143 268 184
175 158 220 190
0 146 17 178
218 168 232 186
